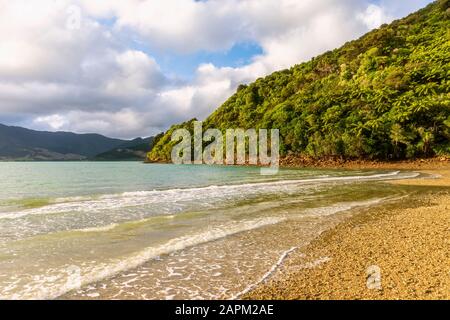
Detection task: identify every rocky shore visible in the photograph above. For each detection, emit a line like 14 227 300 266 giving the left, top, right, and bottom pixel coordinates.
147 156 450 171
279 155 450 170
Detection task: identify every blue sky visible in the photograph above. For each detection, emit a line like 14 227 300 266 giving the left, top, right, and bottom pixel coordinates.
127 35 264 79
0 0 435 138
155 42 264 79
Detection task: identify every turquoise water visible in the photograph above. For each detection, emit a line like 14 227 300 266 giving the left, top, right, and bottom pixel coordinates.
0 162 420 299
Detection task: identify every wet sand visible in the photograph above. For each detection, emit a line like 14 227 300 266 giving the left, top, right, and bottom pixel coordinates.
245 166 450 300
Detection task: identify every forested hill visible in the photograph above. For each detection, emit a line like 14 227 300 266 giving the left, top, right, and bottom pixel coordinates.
93 137 155 161
0 123 154 161
0 123 126 160
148 1 450 162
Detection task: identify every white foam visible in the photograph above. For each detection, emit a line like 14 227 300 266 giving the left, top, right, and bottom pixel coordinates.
73 223 119 233
294 195 408 219
300 256 331 269
231 246 297 299
0 171 413 221
0 193 409 300
1 216 285 300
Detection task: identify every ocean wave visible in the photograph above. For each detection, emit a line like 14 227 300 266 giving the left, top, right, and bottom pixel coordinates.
0 171 416 221
0 194 402 300
1 216 285 300
73 223 119 233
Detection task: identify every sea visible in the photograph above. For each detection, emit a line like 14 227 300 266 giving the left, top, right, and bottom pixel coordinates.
0 162 422 299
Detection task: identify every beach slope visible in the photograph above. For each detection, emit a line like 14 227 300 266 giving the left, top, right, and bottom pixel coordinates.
245 167 450 300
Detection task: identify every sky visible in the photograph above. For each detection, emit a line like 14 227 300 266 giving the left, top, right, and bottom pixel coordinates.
0 0 434 139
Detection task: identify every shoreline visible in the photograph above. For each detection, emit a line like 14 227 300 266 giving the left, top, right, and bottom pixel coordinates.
280 156 450 170
279 156 450 170
146 157 450 171
243 166 450 300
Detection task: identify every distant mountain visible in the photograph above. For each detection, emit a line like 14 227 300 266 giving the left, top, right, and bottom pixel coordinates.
92 137 155 161
0 123 153 161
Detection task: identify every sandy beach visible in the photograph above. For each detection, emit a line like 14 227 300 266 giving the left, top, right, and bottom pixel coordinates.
245 163 450 300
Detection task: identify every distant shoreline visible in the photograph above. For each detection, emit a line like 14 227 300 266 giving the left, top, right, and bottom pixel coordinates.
244 166 450 300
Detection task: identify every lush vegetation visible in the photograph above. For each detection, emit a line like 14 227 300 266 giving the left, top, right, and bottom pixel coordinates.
149 1 450 162
93 137 154 161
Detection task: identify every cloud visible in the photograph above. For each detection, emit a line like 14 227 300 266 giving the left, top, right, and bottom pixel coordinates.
0 0 168 137
357 4 391 30
105 50 167 94
80 0 246 54
34 114 68 130
0 0 433 138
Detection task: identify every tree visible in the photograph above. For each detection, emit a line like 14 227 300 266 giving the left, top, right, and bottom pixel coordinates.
389 124 410 158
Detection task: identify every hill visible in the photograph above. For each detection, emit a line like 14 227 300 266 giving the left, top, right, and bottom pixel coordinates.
0 123 152 161
92 137 155 161
148 1 450 163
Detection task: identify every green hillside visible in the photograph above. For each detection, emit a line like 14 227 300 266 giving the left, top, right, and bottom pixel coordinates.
92 137 155 161
149 1 450 162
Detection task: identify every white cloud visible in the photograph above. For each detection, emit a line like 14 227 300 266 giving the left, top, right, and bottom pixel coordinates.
357 4 391 30
0 0 434 138
80 0 245 53
34 114 68 130
105 50 166 94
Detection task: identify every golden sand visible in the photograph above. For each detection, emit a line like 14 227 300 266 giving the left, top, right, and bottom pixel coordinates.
245 166 450 300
